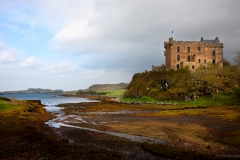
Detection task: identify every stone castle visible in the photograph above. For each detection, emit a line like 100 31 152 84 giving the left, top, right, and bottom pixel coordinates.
152 36 223 71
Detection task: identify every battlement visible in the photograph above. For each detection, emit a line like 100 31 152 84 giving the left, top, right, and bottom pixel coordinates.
205 43 223 48
164 36 222 47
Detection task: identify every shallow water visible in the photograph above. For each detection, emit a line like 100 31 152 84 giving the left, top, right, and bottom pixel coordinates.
44 106 64 113
46 119 165 144
45 106 166 144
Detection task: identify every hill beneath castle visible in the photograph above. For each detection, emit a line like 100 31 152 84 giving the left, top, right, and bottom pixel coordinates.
123 69 190 101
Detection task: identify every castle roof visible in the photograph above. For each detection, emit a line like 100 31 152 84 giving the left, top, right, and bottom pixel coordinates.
202 39 218 44
201 36 220 44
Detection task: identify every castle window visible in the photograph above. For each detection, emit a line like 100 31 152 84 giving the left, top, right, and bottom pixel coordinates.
177 64 180 69
204 59 206 63
177 55 180 61
197 47 200 53
188 47 190 53
213 59 216 64
212 50 216 56
199 59 201 63
177 46 180 52
188 55 191 62
192 65 195 69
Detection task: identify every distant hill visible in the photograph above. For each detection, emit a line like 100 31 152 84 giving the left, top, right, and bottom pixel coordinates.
88 83 129 91
3 88 63 94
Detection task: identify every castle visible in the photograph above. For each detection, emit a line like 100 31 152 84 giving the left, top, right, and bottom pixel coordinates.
152 36 223 71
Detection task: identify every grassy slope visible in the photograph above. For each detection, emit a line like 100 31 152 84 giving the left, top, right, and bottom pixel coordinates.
97 89 126 97
0 99 28 113
89 83 128 91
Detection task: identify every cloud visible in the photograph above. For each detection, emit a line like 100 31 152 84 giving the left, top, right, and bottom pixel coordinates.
52 20 99 53
40 61 78 75
0 43 20 63
21 20 39 41
19 56 44 68
50 0 240 69
19 56 80 76
0 0 240 91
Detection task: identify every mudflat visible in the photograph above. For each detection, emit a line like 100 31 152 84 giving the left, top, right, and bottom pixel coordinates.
1 99 240 159
55 102 240 159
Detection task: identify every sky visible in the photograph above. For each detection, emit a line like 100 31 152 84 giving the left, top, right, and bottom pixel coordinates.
0 0 240 91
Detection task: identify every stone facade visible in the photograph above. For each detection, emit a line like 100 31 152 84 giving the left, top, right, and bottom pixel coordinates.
152 64 165 71
164 36 223 71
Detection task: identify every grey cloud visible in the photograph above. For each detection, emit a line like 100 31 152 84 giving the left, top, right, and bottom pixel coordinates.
56 0 239 72
1 0 240 91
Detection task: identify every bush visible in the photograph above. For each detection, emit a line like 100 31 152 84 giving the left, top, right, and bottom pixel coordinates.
149 88 158 98
0 97 11 101
232 86 240 96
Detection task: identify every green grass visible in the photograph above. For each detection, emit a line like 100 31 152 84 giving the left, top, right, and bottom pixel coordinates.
120 96 158 102
120 93 240 106
175 94 240 106
0 99 15 112
0 99 26 113
97 89 126 97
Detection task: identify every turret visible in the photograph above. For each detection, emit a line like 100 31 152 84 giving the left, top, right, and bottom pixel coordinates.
168 37 173 45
